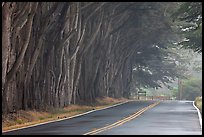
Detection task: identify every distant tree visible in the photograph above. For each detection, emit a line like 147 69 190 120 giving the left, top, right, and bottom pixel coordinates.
180 77 202 100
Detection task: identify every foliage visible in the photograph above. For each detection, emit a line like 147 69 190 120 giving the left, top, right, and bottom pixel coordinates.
195 96 202 114
129 2 202 95
180 77 202 100
171 2 202 53
169 87 178 98
131 44 185 94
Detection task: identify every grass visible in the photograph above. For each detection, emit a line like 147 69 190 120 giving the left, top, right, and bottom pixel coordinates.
195 96 202 115
2 97 128 132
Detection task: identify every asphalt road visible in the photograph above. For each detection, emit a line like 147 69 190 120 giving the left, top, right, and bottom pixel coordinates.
2 100 202 135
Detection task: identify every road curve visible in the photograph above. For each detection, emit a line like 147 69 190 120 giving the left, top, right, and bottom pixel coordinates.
2 100 202 135
98 100 202 135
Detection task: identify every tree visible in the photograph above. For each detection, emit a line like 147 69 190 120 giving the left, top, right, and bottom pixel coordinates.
171 2 202 53
3 2 201 115
180 77 202 100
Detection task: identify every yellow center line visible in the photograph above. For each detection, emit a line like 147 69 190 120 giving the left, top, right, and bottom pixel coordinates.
83 101 160 135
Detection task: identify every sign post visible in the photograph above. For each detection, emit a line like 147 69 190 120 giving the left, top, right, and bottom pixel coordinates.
138 91 146 100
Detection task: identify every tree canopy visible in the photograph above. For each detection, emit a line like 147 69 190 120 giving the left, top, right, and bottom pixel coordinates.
171 2 202 53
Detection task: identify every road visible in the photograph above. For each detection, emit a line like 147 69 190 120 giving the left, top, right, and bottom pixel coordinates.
2 100 202 135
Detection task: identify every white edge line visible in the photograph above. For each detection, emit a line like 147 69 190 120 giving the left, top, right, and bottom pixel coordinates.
193 101 202 129
2 100 131 133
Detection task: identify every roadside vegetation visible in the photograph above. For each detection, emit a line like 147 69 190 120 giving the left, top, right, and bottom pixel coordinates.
169 77 202 101
195 96 202 115
181 78 202 100
2 97 128 132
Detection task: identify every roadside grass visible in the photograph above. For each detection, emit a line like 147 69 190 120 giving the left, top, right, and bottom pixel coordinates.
2 97 128 132
195 96 202 115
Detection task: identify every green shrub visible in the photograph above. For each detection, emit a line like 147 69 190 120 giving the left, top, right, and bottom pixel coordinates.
16 119 23 124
